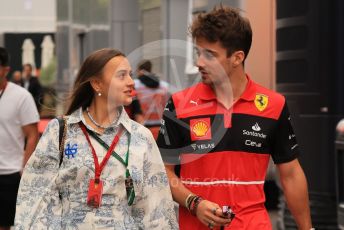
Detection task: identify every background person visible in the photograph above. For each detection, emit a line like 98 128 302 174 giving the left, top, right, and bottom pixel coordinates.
22 63 43 112
134 59 170 139
0 47 39 230
11 70 23 86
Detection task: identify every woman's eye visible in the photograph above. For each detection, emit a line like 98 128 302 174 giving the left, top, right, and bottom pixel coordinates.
117 72 126 79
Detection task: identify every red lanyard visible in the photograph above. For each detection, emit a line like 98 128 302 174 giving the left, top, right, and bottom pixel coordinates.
79 123 123 182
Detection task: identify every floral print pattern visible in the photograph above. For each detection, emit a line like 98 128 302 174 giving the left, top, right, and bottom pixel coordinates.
15 108 178 230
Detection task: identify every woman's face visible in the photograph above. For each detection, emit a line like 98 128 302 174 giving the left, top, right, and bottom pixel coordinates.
99 56 134 107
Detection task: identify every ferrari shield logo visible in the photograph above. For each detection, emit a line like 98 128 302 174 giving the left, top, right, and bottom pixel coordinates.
254 94 268 111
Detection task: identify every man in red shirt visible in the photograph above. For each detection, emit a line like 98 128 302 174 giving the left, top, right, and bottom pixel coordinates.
134 60 170 139
157 5 313 230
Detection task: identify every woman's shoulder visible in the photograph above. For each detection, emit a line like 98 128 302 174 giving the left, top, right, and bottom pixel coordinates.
38 118 60 138
41 115 74 139
121 108 155 142
130 119 152 134
128 119 155 142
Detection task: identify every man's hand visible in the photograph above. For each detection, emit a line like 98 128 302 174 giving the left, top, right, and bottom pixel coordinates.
196 199 232 228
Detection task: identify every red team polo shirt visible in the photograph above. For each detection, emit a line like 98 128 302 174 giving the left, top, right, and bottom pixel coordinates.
157 76 299 229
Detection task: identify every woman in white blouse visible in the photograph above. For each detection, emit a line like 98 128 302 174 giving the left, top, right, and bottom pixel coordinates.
15 48 178 229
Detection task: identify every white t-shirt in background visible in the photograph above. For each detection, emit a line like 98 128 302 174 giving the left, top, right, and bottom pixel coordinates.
0 82 39 175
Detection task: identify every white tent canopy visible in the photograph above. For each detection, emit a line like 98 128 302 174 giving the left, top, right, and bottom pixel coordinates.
41 35 55 68
22 38 36 74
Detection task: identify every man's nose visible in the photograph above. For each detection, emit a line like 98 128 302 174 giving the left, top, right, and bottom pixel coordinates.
195 55 205 68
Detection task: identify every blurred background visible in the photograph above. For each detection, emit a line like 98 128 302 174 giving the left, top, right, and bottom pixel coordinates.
1 0 344 229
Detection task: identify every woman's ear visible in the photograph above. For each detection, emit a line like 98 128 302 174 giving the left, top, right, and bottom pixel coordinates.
90 78 101 93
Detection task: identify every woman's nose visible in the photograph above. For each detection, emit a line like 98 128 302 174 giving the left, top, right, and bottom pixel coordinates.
127 75 134 86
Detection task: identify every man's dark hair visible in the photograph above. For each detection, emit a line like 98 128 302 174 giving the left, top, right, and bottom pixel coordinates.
137 59 152 72
23 63 33 70
0 47 9 67
190 5 252 61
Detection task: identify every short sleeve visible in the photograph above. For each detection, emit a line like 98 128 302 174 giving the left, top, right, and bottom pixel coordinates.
156 98 184 165
270 102 299 164
18 93 40 126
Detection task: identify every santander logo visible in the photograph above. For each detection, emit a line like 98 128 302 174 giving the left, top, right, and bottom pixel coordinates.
242 122 267 139
252 123 261 131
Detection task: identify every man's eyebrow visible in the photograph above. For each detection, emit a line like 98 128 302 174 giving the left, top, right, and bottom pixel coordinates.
194 47 218 55
204 48 218 56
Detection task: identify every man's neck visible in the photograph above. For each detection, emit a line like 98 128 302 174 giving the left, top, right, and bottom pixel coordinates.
0 78 7 90
230 72 248 100
213 72 247 110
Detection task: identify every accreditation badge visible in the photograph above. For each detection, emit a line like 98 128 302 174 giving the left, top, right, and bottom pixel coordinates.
87 179 104 208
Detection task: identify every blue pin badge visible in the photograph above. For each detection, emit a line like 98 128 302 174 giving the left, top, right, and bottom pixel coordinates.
64 143 78 159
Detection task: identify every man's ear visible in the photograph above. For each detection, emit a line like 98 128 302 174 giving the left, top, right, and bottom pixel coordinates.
231 51 245 67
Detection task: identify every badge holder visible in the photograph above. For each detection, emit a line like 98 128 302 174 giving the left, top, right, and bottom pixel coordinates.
125 169 135 206
87 179 104 208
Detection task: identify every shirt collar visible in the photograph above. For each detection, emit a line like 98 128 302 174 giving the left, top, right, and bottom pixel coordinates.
67 106 132 134
240 74 256 101
198 83 217 101
198 74 256 102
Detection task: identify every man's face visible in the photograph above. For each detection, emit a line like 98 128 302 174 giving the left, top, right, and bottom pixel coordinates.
194 38 234 86
13 71 22 82
22 65 32 78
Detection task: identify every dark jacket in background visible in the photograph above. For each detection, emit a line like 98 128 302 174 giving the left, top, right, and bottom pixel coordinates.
27 77 43 112
138 74 160 88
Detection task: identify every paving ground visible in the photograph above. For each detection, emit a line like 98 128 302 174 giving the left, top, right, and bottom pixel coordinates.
269 210 280 230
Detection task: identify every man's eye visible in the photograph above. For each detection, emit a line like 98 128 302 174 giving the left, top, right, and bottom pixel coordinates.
204 51 214 59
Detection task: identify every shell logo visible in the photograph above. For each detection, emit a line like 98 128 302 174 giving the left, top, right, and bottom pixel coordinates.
190 118 212 141
192 121 209 137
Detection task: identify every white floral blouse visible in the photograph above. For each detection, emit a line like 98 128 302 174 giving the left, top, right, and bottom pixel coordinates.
15 107 178 230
